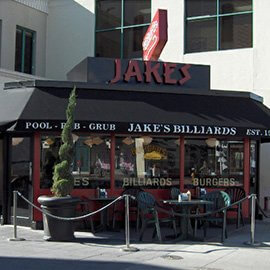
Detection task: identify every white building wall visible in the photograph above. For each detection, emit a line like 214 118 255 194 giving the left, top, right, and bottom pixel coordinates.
253 0 270 206
153 1 254 95
153 1 270 205
0 0 47 77
46 0 95 80
13 0 49 13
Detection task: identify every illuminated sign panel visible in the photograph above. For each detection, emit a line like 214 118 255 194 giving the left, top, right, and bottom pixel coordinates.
142 9 168 61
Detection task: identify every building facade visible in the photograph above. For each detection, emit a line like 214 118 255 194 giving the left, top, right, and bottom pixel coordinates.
1 0 270 225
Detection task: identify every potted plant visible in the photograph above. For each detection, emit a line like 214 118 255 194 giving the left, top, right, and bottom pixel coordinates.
38 86 80 241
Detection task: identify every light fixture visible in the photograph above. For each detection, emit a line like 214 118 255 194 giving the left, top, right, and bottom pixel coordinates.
92 136 103 145
44 137 55 146
144 151 167 160
122 137 134 145
205 138 219 148
174 139 180 146
141 136 152 145
84 138 93 147
83 136 104 147
72 133 79 143
12 137 24 146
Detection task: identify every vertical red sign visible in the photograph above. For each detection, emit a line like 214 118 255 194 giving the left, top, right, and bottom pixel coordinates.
142 9 168 61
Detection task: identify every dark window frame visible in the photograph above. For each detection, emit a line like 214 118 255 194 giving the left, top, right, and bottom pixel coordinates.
185 0 253 53
15 26 36 74
95 0 151 59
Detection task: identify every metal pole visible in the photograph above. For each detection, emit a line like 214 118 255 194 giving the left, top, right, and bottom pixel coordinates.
125 194 130 248
122 195 139 252
250 194 256 245
8 191 25 241
244 194 260 246
13 190 18 239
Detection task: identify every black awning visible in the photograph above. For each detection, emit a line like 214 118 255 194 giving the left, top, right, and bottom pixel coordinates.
2 84 270 139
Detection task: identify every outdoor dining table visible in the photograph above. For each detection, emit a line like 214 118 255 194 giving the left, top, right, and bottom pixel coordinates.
86 197 117 232
162 199 213 241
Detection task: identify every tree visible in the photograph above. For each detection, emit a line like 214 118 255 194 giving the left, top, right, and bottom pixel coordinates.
51 86 76 197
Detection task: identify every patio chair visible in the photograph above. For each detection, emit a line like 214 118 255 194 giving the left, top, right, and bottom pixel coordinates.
78 196 95 233
194 190 231 242
170 187 180 200
224 186 246 228
137 191 177 243
112 187 143 231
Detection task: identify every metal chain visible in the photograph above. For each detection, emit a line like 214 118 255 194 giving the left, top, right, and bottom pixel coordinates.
17 192 133 221
17 190 256 220
256 200 270 218
155 194 256 218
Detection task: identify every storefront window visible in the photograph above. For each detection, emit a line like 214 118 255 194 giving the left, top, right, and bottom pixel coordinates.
40 135 111 189
115 136 180 189
40 136 61 189
184 139 244 188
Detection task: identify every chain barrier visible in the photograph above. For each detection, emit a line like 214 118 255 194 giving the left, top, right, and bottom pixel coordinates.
11 191 263 247
17 191 126 221
155 194 255 218
256 200 270 218
13 191 138 251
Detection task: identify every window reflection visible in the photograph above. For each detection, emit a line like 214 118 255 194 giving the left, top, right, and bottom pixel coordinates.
220 14 252 50
96 0 121 30
186 18 217 53
185 0 252 53
184 139 244 188
124 0 151 26
40 135 111 189
73 136 111 189
96 30 121 58
115 136 180 189
123 26 148 58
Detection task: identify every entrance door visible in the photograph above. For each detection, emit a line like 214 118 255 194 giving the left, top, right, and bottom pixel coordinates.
9 136 33 226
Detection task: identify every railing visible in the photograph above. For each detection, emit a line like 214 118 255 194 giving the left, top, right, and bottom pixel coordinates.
8 191 269 247
9 190 139 252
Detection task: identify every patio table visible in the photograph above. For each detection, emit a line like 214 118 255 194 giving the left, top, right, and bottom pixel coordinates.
85 197 117 232
162 199 213 241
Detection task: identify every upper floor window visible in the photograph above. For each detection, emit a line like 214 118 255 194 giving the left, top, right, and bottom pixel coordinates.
15 26 35 74
95 0 151 59
185 0 252 53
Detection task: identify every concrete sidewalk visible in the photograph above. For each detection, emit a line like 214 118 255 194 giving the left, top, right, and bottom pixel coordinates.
0 220 270 270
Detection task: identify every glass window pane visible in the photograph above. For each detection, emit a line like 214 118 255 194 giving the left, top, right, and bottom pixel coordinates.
73 136 111 189
220 14 252 50
96 0 121 30
186 18 217 53
124 0 151 26
24 31 33 74
115 136 180 189
40 135 111 189
95 30 121 58
40 136 61 189
184 139 244 189
186 0 216 17
220 0 252 14
15 28 23 72
123 26 148 58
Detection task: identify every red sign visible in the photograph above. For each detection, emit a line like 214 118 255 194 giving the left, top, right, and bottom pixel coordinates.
110 59 191 85
142 9 168 61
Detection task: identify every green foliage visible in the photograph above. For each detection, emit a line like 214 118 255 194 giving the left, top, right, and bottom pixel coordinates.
51 86 76 197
